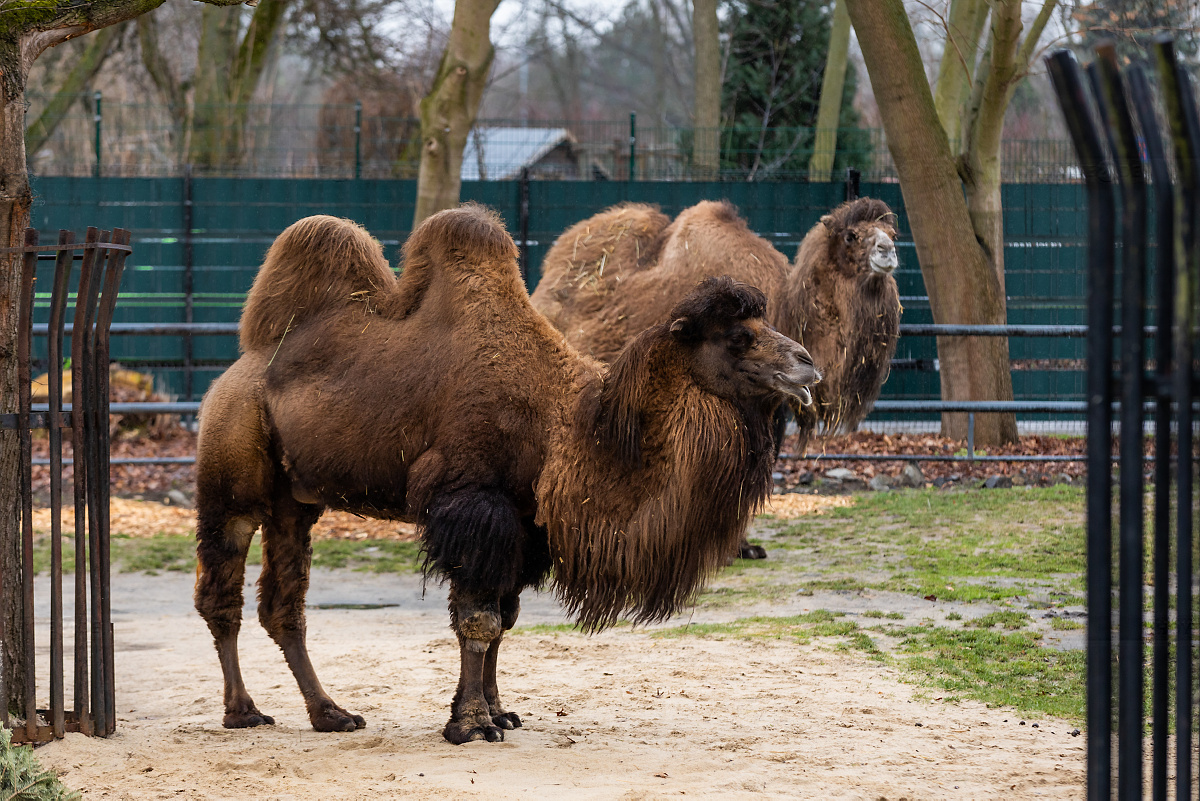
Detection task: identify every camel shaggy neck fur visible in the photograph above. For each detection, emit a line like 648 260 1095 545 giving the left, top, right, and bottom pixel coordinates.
194 205 817 743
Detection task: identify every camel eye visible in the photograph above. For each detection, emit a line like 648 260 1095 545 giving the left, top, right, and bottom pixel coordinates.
844 230 857 243
728 329 754 352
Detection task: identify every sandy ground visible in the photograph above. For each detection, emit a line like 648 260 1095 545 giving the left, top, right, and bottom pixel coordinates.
30 567 1086 800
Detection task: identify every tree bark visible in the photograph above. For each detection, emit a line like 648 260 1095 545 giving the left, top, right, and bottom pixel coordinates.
692 0 720 178
844 0 1016 444
807 0 849 182
413 0 501 227
932 0 987 147
25 24 125 156
0 0 247 722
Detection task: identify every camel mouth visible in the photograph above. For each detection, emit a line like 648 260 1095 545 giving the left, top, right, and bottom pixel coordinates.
773 372 818 405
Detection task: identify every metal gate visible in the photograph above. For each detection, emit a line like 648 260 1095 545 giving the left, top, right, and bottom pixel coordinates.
1 227 129 743
1049 40 1200 799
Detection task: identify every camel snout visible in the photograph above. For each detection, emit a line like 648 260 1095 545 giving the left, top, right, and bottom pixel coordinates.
771 343 821 405
869 231 899 275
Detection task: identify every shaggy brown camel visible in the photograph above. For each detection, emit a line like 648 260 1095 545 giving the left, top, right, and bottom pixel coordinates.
531 197 901 558
194 205 818 744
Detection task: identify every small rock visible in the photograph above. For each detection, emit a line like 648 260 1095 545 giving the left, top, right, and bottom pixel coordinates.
1071 729 1081 737
166 489 192 509
868 475 891 492
1011 474 1027 486
914 722 923 727
899 461 925 488
772 471 785 484
1032 723 1039 728
949 473 962 482
1019 721 1026 726
932 477 948 488
983 474 1012 489
794 470 815 486
824 468 859 482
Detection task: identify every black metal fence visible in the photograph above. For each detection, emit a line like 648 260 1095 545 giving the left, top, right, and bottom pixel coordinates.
1049 39 1200 799
1 227 127 743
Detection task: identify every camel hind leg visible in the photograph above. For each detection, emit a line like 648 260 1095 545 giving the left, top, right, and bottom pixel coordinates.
257 490 365 732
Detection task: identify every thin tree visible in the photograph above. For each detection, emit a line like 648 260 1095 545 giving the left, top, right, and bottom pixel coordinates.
844 0 1055 445
806 0 849 182
692 0 720 178
413 0 503 226
0 0 251 722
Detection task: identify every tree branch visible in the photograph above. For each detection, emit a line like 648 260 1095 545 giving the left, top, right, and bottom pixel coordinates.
25 22 123 154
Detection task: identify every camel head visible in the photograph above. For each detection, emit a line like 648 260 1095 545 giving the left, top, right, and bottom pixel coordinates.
667 276 820 406
820 197 899 282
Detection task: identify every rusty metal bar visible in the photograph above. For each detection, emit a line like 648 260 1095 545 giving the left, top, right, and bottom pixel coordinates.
70 227 99 735
94 229 128 734
80 230 108 738
46 229 74 740
17 228 38 742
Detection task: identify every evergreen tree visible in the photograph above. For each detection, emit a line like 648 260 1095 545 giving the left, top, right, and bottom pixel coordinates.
721 0 868 180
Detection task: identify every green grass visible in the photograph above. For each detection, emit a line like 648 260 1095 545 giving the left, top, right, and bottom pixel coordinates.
964 611 1033 630
32 534 423 575
654 612 1084 722
1049 617 1085 631
702 486 1087 606
862 610 905 620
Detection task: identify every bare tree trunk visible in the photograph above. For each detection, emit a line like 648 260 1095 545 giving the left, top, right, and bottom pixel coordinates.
692 0 720 179
0 43 33 720
807 0 849 182
932 0 987 147
189 6 239 170
845 0 1016 444
413 0 501 227
25 24 125 156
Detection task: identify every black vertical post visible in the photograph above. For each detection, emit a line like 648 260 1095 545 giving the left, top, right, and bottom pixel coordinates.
1157 37 1199 800
629 112 637 181
16 229 38 743
1127 64 1173 801
183 165 194 402
354 100 362 180
518 166 530 287
47 230 74 741
845 167 860 202
1095 42 1148 801
1047 50 1116 801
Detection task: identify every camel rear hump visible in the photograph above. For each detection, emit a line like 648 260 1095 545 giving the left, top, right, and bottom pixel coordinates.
240 215 394 352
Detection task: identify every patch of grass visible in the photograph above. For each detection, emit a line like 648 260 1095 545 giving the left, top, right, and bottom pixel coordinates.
1050 617 1085 631
862 610 905 620
964 611 1033 630
945 612 963 621
657 612 1085 723
32 534 422 575
895 626 1084 722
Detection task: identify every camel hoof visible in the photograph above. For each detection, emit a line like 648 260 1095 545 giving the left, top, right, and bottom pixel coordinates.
492 711 522 730
444 720 505 744
310 703 366 732
223 710 275 728
738 543 768 560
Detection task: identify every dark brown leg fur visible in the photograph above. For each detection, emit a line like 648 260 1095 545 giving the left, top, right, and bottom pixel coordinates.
258 491 365 733
195 509 274 728
482 593 522 730
444 585 508 744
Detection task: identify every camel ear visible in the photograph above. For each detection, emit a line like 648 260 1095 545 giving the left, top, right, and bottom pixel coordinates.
819 214 833 228
669 316 701 342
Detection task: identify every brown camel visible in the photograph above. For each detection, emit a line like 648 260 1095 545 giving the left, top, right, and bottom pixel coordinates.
194 205 818 744
531 197 901 557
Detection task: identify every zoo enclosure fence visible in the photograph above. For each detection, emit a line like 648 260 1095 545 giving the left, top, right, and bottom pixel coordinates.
27 93 1083 183
1 227 128 744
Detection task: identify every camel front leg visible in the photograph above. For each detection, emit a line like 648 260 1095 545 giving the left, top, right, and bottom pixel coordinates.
258 493 365 732
444 585 506 744
482 592 522 730
195 513 274 728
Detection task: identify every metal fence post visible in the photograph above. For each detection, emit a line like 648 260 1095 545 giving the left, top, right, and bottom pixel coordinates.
354 100 362 180
1047 49 1116 801
93 91 102 179
183 165 194 402
629 112 637 181
518 166 530 287
845 167 860 201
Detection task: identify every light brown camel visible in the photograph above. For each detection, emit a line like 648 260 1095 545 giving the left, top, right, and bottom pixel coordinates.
193 205 818 744
532 197 901 557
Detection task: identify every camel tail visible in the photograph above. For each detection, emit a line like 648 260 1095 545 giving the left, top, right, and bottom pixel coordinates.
239 215 394 352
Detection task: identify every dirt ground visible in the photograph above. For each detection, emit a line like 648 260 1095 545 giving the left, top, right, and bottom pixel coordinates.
31 563 1085 800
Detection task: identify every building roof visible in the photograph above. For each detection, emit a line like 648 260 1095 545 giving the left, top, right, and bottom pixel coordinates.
461 127 575 180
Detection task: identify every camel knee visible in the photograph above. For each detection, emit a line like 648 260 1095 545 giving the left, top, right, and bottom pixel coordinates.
453 598 502 652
